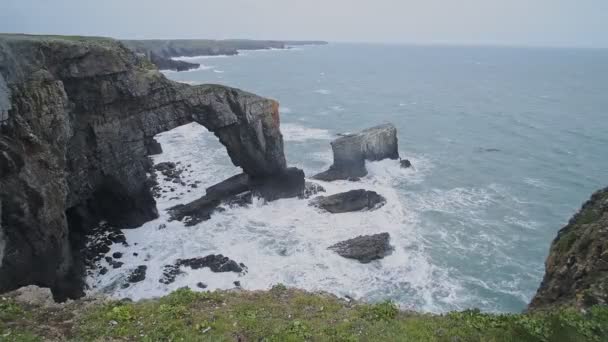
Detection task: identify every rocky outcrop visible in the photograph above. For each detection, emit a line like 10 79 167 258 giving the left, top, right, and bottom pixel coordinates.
0 34 288 299
168 167 305 225
149 52 199 71
122 39 327 60
159 255 246 285
329 233 393 263
313 124 399 181
529 187 608 310
310 189 386 213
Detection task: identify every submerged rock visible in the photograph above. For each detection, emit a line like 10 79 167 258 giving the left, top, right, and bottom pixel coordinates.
127 265 147 283
177 255 245 273
329 233 393 263
310 189 386 213
168 168 306 224
145 137 163 155
313 123 399 181
159 255 246 285
400 159 412 168
299 182 326 199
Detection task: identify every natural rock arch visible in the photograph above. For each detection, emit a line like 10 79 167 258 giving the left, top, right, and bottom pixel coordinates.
0 36 287 299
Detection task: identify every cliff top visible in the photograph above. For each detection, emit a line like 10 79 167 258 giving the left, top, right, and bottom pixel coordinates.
2 286 607 341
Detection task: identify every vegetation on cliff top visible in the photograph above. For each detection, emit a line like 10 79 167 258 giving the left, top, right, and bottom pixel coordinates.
1 287 606 341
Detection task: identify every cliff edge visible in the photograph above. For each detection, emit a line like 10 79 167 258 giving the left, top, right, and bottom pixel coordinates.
529 187 608 310
0 34 287 300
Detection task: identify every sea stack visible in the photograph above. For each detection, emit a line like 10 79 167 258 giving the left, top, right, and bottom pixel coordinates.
313 123 399 181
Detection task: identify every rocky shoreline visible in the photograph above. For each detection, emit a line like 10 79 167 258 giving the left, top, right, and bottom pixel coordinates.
122 38 328 71
0 34 606 316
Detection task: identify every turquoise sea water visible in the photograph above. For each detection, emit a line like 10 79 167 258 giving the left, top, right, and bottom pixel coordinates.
92 43 608 313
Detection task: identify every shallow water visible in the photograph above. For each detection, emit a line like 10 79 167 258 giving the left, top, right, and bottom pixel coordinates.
88 43 608 313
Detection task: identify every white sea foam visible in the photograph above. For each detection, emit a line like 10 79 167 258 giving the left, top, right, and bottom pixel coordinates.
172 55 231 61
281 123 332 142
314 89 331 95
160 64 215 74
213 69 225 73
281 106 293 114
86 124 468 313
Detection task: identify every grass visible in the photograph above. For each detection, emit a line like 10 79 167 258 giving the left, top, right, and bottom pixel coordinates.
0 286 607 341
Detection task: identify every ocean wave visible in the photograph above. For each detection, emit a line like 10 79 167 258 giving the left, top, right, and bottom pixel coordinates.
281 106 293 114
314 89 331 95
160 64 215 74
86 124 467 312
281 123 332 142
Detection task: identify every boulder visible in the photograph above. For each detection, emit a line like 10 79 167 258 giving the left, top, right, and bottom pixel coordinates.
250 167 306 201
310 189 386 213
329 233 393 263
127 265 147 283
177 255 245 273
313 123 399 181
400 159 412 168
169 168 305 224
205 173 250 199
145 137 163 155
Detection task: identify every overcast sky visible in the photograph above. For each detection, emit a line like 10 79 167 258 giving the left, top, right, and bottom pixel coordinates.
1 0 607 47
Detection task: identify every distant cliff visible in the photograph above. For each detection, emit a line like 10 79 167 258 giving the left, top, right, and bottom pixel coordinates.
122 39 328 71
529 187 608 310
0 34 287 300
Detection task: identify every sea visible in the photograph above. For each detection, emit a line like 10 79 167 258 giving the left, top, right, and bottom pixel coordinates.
87 43 608 313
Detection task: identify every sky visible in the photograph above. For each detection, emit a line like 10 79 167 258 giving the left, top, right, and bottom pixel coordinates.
1 0 607 48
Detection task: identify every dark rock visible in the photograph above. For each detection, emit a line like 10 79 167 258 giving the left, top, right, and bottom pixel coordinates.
169 168 305 224
400 159 412 168
112 261 124 269
149 52 200 72
177 255 245 273
112 252 123 259
205 173 250 199
529 187 608 310
196 282 208 289
168 197 222 226
310 190 386 213
250 167 306 201
313 123 399 181
234 281 241 287
158 224 167 230
328 233 393 263
133 253 138 257
127 265 147 283
121 283 130 289
159 265 183 285
105 257 113 263
145 137 163 155
347 177 361 182
299 182 326 199
0 35 288 299
159 255 245 285
99 267 108 275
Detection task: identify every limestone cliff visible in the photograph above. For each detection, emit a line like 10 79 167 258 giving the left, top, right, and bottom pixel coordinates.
0 34 287 299
529 187 608 310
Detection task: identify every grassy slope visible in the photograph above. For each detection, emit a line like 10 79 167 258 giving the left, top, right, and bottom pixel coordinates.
1 287 606 342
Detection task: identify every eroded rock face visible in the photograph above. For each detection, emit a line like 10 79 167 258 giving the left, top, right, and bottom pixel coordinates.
529 187 608 310
310 189 386 213
0 35 286 299
313 123 399 181
329 233 393 263
168 168 306 225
